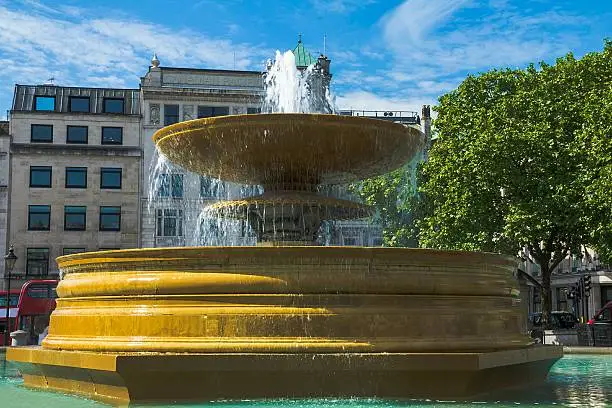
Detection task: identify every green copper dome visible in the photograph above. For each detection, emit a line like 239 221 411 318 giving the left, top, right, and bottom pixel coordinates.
292 35 318 68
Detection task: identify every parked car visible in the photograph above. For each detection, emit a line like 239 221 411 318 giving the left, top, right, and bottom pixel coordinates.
528 311 579 342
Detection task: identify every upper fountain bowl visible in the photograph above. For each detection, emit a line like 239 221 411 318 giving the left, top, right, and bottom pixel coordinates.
153 114 425 186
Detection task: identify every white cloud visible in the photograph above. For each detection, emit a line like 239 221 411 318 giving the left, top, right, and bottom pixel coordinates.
381 0 586 76
382 0 470 48
333 1 591 114
309 0 376 13
336 90 431 113
0 3 267 93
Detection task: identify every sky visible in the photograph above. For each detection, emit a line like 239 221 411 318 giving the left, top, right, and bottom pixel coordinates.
0 0 610 116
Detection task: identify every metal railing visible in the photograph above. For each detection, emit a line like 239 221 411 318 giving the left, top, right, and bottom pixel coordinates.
339 110 421 125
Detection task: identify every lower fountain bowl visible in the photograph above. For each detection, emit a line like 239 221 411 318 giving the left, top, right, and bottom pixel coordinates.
7 247 562 404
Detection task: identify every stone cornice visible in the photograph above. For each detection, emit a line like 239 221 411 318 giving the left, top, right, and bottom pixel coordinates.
11 143 142 157
141 87 263 103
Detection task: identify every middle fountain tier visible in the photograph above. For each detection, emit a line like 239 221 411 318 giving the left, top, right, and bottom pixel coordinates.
154 113 424 245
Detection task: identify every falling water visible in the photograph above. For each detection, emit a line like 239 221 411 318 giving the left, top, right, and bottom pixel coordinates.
146 47 380 247
147 148 262 246
263 50 336 114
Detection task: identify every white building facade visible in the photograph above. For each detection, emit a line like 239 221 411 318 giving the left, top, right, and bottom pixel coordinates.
139 62 264 248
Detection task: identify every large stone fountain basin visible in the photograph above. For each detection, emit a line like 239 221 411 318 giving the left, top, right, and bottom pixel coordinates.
41 247 531 354
9 247 562 404
153 114 425 186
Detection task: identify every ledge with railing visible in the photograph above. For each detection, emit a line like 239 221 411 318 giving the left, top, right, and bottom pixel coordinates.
339 110 421 125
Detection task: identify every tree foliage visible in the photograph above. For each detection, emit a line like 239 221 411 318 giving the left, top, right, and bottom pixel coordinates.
417 41 612 321
351 161 420 247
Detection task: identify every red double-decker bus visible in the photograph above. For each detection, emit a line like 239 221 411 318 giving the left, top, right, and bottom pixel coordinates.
0 280 58 346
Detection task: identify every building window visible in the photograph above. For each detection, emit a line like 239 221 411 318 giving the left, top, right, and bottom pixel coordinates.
26 249 49 276
30 166 52 188
158 174 183 198
31 124 53 143
156 209 184 237
28 205 51 231
100 168 122 189
197 106 229 118
100 206 121 231
64 206 86 231
164 104 179 125
200 176 211 198
101 127 123 145
533 289 542 313
63 248 86 256
103 98 124 114
65 167 87 188
33 96 55 111
247 107 261 114
66 126 88 144
199 177 227 198
69 96 90 113
556 287 568 312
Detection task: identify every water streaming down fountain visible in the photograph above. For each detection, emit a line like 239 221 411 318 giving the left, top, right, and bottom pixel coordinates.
148 147 263 246
148 49 363 246
8 47 563 404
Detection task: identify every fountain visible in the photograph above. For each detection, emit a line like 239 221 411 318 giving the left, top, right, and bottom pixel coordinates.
7 51 562 405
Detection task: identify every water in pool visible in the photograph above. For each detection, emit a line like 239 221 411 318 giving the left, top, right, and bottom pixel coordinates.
1 355 610 407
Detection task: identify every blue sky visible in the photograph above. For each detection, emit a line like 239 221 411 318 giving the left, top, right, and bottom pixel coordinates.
0 0 610 116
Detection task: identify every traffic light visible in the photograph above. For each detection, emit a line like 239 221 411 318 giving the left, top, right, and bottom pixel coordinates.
568 286 577 299
584 274 592 295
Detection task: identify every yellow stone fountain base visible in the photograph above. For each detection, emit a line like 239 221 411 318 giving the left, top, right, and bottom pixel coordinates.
8 346 562 405
6 247 563 404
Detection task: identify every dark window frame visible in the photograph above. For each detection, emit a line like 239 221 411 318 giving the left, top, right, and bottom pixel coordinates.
68 96 90 113
103 98 125 114
33 96 55 111
31 124 53 143
156 208 184 237
197 106 230 118
64 206 87 231
63 248 86 256
26 248 50 277
200 176 212 198
100 167 122 189
27 205 51 231
29 166 52 188
99 206 121 231
158 173 184 198
65 167 87 189
164 104 180 126
101 127 123 145
66 125 89 144
556 287 568 312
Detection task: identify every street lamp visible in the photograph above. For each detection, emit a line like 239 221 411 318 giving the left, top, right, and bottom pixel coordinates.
4 245 17 346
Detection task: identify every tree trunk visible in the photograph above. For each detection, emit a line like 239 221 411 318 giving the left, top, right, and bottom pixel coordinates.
540 264 553 328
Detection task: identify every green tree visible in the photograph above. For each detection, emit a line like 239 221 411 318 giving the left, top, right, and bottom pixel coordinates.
351 159 422 247
418 41 612 323
576 61 612 265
